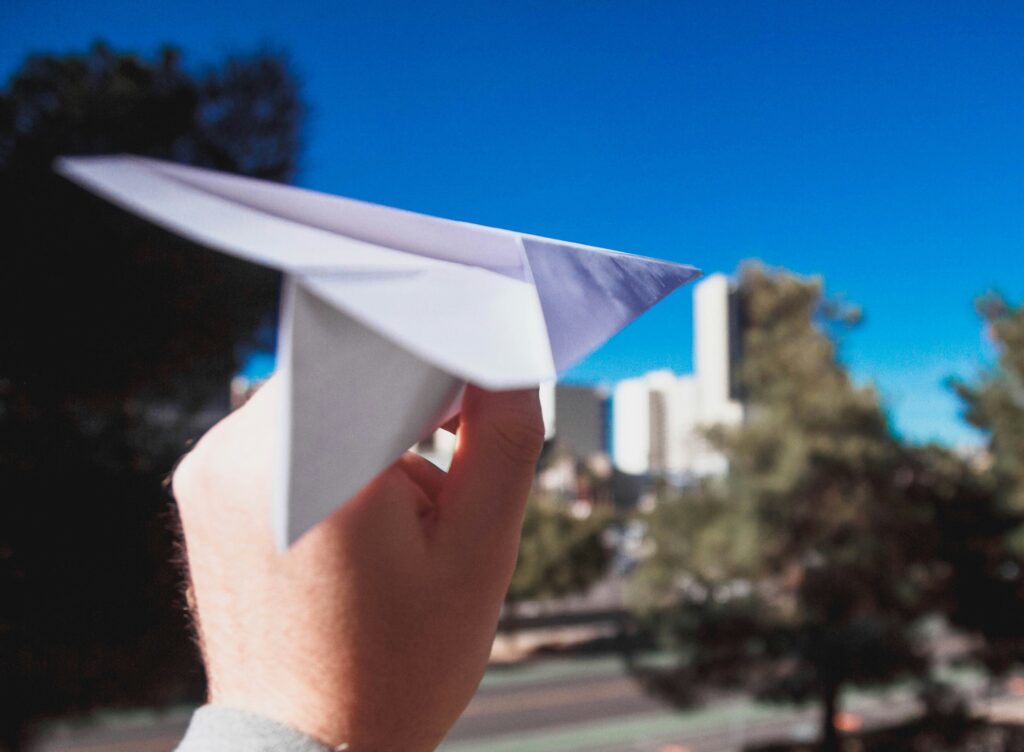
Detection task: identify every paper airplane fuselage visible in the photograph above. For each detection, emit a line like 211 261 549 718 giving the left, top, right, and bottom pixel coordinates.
56 156 700 546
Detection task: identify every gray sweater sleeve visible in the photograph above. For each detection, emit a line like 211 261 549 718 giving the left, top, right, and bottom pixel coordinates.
175 705 338 752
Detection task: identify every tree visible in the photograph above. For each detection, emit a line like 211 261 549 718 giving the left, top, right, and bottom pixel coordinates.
957 294 1024 518
631 264 936 752
946 295 1024 672
507 495 611 604
0 43 303 749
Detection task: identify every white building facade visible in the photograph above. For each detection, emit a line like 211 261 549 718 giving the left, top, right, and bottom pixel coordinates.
612 273 744 478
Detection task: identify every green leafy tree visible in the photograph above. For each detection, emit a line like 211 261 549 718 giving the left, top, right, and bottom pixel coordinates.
947 295 1024 671
0 43 303 749
632 264 936 752
508 495 611 604
957 294 1024 518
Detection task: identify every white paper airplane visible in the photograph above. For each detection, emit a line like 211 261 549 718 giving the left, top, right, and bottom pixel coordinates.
56 155 700 547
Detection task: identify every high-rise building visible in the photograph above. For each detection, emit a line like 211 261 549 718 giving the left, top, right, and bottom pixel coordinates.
610 377 651 475
553 384 609 458
611 273 744 478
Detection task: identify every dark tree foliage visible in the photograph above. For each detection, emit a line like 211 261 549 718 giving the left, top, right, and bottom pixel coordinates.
631 265 940 752
947 295 1024 672
0 43 303 748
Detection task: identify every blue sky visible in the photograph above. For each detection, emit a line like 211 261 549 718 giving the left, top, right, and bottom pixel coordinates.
4 1 1022 446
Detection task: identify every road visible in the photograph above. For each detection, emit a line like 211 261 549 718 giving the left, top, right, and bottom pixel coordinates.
440 655 968 752
31 654 1001 752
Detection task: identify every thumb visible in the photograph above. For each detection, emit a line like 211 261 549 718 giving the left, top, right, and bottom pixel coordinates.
438 385 544 560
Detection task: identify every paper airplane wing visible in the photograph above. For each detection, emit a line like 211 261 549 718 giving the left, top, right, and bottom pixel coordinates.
56 155 700 545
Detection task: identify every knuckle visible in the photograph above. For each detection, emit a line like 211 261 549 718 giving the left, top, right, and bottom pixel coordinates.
492 413 545 466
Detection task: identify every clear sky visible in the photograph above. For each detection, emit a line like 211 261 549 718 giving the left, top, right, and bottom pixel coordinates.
4 1 1022 446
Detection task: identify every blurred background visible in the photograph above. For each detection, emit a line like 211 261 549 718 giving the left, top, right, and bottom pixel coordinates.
3 2 1024 751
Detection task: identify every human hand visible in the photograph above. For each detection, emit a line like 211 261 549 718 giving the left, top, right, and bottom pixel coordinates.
171 376 543 750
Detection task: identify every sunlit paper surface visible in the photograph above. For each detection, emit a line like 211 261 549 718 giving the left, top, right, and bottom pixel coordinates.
56 155 701 547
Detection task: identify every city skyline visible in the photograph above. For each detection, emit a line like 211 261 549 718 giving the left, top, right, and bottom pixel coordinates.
5 1 1022 447
613 274 743 477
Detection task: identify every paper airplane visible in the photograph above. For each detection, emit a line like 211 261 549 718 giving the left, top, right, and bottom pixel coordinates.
56 155 700 546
